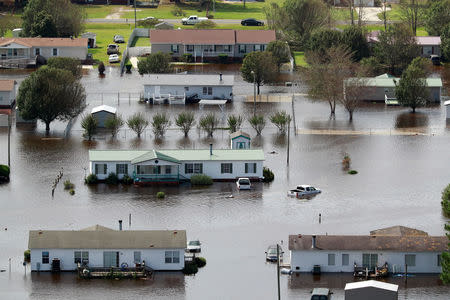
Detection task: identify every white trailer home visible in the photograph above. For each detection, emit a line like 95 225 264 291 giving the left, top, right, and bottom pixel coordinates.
0 79 16 108
28 225 186 272
88 146 264 184
289 226 446 274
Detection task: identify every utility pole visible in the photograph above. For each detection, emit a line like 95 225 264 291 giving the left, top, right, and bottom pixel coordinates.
134 0 137 29
251 71 256 116
276 244 281 300
287 118 290 166
7 113 11 167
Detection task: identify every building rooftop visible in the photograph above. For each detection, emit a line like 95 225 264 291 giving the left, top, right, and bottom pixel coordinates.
28 225 186 249
144 74 234 86
0 37 88 48
0 80 16 92
370 225 428 236
91 105 117 115
235 30 276 44
345 73 442 88
366 32 441 45
89 149 265 162
345 280 399 292
230 130 251 140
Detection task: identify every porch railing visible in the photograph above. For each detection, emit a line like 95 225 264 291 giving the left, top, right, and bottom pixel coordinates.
133 172 180 182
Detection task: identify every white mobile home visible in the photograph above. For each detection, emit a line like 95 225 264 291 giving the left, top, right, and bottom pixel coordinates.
289 226 446 274
345 281 398 300
143 74 234 103
28 225 186 272
0 80 16 108
88 147 264 184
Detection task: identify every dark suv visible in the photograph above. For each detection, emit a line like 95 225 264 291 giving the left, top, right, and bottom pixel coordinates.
241 18 264 26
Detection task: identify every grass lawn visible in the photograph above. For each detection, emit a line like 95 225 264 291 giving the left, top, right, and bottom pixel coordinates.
331 7 356 21
377 4 402 21
80 4 122 19
130 36 151 47
293 51 307 67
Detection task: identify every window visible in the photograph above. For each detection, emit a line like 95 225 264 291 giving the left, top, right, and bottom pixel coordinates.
95 164 107 175
239 45 246 54
42 251 49 264
171 44 179 53
208 87 212 95
328 254 335 266
184 87 189 91
438 254 442 266
405 254 416 267
342 254 349 266
116 164 128 175
221 163 233 174
245 163 256 173
185 163 202 174
165 165 171 174
74 251 89 264
186 45 194 52
165 251 180 264
52 48 58 56
254 44 261 51
35 48 40 56
137 165 160 174
224 45 232 52
362 253 378 268
202 87 212 95
194 163 202 174
13 49 17 56
134 251 141 263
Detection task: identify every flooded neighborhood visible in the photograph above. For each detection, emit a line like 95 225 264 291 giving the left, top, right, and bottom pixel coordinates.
1 0 450 299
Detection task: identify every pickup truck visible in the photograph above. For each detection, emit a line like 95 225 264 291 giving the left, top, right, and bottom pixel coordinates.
181 15 208 25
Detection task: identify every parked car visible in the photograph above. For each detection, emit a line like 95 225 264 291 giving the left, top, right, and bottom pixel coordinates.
113 35 125 43
181 15 208 25
142 16 155 21
107 44 119 55
430 54 441 66
265 245 283 262
241 18 264 26
236 177 251 190
288 185 321 198
108 54 120 63
311 288 332 300
187 240 201 253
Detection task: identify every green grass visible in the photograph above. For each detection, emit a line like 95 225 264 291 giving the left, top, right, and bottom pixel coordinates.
131 36 151 47
377 4 402 21
80 4 122 19
331 7 356 21
293 51 307 67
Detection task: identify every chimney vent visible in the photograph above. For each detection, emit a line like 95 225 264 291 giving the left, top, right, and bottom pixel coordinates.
311 235 316 249
118 220 123 231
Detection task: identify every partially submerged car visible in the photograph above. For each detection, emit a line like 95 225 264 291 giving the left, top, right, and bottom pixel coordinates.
265 245 283 262
311 288 332 300
288 185 321 198
236 177 251 190
186 240 201 253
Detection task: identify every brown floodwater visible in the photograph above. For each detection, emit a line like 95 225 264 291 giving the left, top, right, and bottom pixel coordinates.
0 66 449 299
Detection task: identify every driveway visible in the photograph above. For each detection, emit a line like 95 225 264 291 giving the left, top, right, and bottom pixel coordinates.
354 6 391 22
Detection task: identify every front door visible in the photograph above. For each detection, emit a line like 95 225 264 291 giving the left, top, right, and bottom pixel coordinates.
103 251 119 267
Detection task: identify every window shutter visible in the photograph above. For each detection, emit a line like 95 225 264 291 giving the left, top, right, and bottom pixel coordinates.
104 164 107 174
245 163 248 173
185 164 188 174
253 163 256 173
95 164 98 174
230 163 233 173
116 164 119 174
221 164 224 173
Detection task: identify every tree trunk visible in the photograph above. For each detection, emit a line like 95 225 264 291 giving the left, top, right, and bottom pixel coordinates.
412 107 416 113
45 121 50 132
348 110 353 121
349 0 354 25
329 100 336 116
257 84 260 95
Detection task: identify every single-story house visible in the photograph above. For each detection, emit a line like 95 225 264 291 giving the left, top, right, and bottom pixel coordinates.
230 130 251 149
344 73 442 103
28 224 186 272
367 32 441 57
345 280 398 300
0 80 16 108
81 32 97 48
289 226 447 274
71 1 132 4
144 74 234 103
0 37 88 65
149 29 276 61
89 147 265 184
91 105 117 127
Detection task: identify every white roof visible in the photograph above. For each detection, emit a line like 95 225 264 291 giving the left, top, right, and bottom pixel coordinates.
444 100 450 106
144 74 234 87
199 100 228 105
345 280 399 292
91 105 117 114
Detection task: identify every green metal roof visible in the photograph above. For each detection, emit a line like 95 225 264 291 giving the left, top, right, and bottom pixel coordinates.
345 75 443 88
89 149 265 163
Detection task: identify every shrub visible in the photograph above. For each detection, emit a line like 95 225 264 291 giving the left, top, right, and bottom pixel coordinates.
270 111 291 135
106 172 119 185
105 114 124 138
81 114 98 141
227 114 243 133
137 18 160 28
374 0 381 7
183 53 193 63
218 53 228 64
125 63 132 73
191 174 213 185
0 164 10 178
127 112 149 138
249 115 266 136
47 57 82 79
263 167 274 182
175 112 196 137
24 249 30 263
342 153 351 171
157 191 165 199
122 175 133 185
194 20 216 29
151 113 171 138
69 189 75 195
171 6 186 17
199 113 218 137
63 180 75 190
182 262 198 275
137 52 172 74
195 257 207 268
442 184 450 216
348 170 358 175
98 61 105 75
206 14 214 19
85 173 98 184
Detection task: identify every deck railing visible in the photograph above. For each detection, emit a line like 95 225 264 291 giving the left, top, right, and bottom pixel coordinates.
133 172 180 182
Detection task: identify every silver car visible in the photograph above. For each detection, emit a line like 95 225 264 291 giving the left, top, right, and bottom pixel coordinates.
113 35 125 43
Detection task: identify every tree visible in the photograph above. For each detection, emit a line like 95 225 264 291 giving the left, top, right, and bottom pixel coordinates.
127 113 149 138
137 52 172 75
395 57 431 113
264 0 330 47
249 115 266 136
241 51 277 95
98 62 106 75
81 114 97 141
341 26 369 61
425 0 450 36
399 0 426 35
266 41 291 71
303 46 355 117
151 113 171 138
270 111 291 135
381 0 388 31
343 74 369 121
227 115 243 133
441 223 450 284
47 57 82 79
194 20 217 29
175 112 196 137
105 114 124 138
442 24 450 61
22 0 84 37
0 15 21 37
306 28 342 57
199 113 218 138
373 23 420 75
16 66 86 132
442 184 450 216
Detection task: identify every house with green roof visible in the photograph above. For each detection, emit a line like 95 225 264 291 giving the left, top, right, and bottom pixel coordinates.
89 146 265 184
344 74 442 104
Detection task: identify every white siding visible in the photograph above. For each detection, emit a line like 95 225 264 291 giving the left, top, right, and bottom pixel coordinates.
290 250 443 273
89 161 133 180
31 46 87 60
179 160 263 180
144 84 232 100
30 248 185 271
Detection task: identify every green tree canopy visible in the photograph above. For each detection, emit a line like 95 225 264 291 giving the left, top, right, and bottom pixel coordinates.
138 52 172 74
341 26 370 61
441 223 450 284
17 66 86 132
266 40 291 70
22 0 84 37
240 51 277 94
306 28 342 58
47 57 82 79
441 24 450 61
426 0 450 36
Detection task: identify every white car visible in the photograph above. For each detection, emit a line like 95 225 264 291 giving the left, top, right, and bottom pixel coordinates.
288 185 321 198
142 16 155 21
187 240 201 253
108 54 120 63
236 177 251 190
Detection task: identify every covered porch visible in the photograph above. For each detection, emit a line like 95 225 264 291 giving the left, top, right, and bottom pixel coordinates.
131 150 184 184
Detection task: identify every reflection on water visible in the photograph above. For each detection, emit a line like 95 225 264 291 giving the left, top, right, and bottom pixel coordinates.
395 112 429 129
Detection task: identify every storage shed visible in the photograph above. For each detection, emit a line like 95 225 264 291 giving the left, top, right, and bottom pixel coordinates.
91 105 117 127
230 130 251 149
445 100 450 120
81 32 97 48
345 280 398 300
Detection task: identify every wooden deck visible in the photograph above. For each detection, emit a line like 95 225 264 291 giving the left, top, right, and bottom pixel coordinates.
77 265 154 279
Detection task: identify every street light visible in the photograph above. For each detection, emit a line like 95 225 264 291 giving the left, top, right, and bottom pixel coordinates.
251 70 256 116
